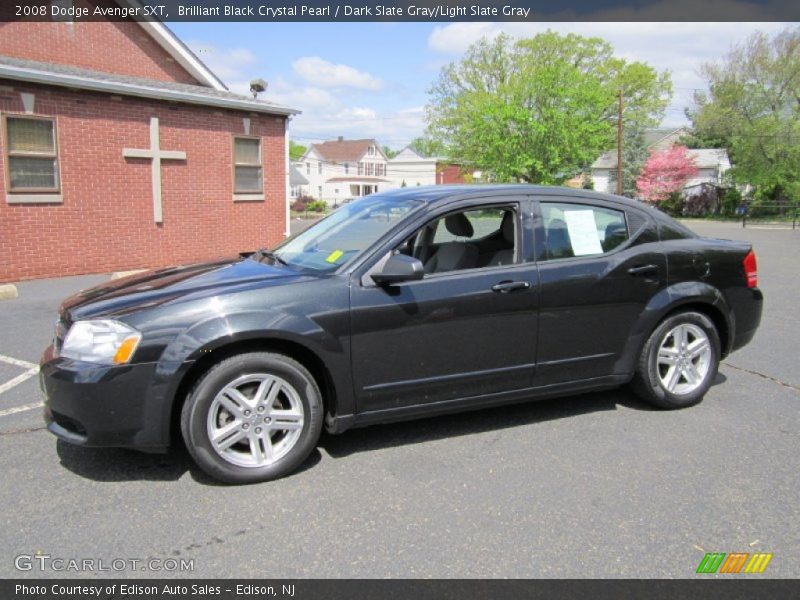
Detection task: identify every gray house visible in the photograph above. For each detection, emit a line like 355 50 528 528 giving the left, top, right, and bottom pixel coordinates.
590 128 731 195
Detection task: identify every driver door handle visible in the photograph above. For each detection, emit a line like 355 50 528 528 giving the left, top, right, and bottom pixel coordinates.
492 280 530 293
627 264 659 277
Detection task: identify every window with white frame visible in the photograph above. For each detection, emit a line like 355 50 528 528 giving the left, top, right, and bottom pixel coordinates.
3 115 59 192
233 136 262 193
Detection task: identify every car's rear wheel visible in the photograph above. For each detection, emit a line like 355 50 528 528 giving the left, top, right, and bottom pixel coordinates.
181 352 323 484
631 311 720 409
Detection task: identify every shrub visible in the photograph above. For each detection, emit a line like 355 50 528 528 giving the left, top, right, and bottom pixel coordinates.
720 187 742 216
306 200 327 213
291 195 315 212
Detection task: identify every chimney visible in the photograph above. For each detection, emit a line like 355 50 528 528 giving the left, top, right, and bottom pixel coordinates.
337 136 344 142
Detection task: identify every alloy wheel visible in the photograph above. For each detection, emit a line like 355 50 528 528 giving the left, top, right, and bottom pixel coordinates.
656 323 713 395
206 373 304 468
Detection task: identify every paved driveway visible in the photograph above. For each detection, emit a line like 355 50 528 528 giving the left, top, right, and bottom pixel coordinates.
0 221 797 578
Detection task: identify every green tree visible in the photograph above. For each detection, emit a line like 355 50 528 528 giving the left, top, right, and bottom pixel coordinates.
289 140 307 161
425 32 671 184
688 27 800 203
408 136 444 158
620 123 648 197
382 145 399 159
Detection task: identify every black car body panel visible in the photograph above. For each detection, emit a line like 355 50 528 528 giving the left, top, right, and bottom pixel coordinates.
40 185 763 452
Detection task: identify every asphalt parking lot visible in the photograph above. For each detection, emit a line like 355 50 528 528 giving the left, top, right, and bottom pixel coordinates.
0 221 797 578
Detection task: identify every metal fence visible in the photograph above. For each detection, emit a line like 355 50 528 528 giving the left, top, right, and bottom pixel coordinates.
740 202 799 229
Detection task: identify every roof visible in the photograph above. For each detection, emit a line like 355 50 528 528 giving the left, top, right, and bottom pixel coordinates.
0 55 299 116
593 146 729 170
368 184 662 212
592 127 694 169
688 149 731 168
290 165 309 186
112 0 225 90
643 127 689 148
307 139 381 162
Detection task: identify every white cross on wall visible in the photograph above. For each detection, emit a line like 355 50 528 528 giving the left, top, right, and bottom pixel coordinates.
123 117 187 223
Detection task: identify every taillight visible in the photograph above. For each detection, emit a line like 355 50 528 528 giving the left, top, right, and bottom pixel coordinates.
743 249 758 288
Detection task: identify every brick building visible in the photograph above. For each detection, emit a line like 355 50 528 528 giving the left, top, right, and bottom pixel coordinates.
0 3 298 282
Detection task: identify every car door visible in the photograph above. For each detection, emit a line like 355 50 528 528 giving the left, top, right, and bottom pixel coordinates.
533 197 665 386
349 198 539 413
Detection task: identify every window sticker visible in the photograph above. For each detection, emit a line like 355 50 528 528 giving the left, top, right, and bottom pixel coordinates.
563 210 603 256
325 249 344 263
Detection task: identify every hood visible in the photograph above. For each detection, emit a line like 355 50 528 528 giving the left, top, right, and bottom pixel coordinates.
61 256 312 322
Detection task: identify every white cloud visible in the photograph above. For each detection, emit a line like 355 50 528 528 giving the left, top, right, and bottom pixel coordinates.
292 57 384 90
289 105 426 148
267 76 340 112
188 41 257 84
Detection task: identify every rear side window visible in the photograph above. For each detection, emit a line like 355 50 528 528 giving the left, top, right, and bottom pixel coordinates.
658 217 696 241
541 202 628 260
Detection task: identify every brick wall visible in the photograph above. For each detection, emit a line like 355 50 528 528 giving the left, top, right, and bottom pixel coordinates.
0 81 288 282
437 164 467 185
0 3 200 85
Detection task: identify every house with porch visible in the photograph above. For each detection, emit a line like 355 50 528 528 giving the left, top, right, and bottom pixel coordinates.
299 137 389 205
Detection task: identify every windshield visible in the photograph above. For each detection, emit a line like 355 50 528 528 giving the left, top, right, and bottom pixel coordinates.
271 194 424 272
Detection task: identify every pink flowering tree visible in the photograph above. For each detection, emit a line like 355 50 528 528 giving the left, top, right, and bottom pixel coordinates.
636 145 699 204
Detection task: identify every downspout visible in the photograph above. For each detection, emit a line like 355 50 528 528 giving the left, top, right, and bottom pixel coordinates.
284 116 291 237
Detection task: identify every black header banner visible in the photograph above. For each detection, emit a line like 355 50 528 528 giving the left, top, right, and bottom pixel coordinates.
2 0 798 22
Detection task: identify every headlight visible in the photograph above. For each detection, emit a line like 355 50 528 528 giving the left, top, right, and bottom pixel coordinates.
61 320 142 364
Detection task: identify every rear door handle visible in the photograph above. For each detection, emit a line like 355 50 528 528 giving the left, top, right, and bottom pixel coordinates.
491 280 530 293
627 264 659 277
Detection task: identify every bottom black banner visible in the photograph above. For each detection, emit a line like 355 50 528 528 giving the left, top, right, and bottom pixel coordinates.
2 579 799 600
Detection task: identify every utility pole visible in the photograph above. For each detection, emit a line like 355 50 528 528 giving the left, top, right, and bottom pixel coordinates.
616 88 624 196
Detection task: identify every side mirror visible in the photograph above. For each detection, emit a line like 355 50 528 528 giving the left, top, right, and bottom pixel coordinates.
372 254 424 285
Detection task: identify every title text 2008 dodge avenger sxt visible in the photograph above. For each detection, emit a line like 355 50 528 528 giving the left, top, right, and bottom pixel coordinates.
40 186 762 483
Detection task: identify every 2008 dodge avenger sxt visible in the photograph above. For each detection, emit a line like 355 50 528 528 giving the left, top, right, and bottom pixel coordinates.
40 185 763 483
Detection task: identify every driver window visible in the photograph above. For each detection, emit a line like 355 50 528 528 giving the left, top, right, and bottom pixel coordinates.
398 206 517 275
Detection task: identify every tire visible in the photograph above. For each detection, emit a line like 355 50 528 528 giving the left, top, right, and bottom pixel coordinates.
630 311 721 409
181 352 323 484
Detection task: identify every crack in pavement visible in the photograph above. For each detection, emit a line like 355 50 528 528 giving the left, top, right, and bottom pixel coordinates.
0 426 46 437
722 362 800 393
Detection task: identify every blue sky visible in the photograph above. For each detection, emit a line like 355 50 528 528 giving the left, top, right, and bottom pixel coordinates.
171 21 795 150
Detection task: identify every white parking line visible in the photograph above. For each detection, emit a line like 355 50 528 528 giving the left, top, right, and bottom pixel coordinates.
0 366 40 396
0 401 43 418
0 354 43 418
0 354 37 369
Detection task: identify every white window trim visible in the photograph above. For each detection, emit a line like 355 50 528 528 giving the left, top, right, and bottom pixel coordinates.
6 193 63 204
233 193 265 202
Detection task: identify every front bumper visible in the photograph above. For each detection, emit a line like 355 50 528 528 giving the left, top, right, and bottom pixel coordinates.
40 344 168 452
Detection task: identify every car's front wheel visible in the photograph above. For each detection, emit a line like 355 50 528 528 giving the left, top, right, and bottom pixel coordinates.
181 352 323 484
631 311 721 409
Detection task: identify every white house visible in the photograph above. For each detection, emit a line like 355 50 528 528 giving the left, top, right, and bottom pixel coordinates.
386 146 469 189
289 164 309 199
299 137 389 205
590 127 731 195
387 147 438 187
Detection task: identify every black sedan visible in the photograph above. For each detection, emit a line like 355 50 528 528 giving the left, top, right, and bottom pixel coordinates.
40 185 763 483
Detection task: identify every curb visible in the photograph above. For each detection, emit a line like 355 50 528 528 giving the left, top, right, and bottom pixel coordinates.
0 284 18 300
110 269 148 280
